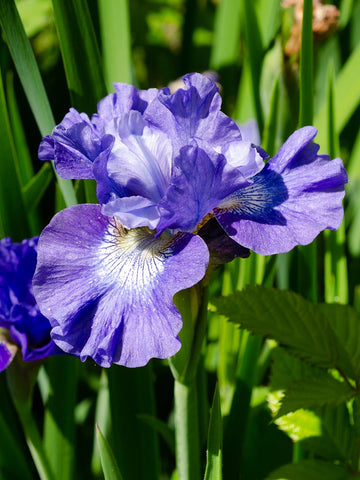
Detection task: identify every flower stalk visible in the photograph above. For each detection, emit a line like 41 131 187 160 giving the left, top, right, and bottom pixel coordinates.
170 284 209 480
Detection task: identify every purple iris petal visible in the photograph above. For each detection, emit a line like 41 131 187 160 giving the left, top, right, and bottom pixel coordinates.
33 204 209 368
0 237 59 367
145 73 243 154
157 143 252 234
215 127 348 255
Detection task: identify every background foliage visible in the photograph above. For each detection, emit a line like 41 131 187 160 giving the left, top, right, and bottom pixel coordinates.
1 0 360 479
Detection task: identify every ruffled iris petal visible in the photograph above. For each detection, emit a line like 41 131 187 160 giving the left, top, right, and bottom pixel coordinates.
215 127 348 255
157 144 252 234
33 204 209 368
107 111 173 202
144 73 242 154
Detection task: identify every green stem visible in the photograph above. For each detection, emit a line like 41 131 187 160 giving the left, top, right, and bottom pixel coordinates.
174 380 201 480
170 284 209 480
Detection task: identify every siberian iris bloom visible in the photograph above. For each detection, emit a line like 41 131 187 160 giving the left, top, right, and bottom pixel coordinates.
34 73 347 368
0 237 59 372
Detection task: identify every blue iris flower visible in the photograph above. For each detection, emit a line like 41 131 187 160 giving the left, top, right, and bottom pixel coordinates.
34 73 347 368
0 237 59 372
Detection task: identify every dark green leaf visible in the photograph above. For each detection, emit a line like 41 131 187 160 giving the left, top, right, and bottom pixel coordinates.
319 303 360 379
299 0 314 126
0 68 30 240
0 0 76 207
51 0 107 112
266 459 353 480
204 384 222 480
213 286 354 376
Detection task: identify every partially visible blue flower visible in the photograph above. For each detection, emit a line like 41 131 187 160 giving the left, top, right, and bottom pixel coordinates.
34 73 347 368
0 237 59 372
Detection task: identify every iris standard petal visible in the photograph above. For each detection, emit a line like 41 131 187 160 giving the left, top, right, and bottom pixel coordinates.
107 111 173 202
144 73 243 154
33 204 209 368
215 127 348 255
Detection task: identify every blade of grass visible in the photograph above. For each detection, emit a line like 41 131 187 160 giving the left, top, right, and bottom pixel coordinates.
0 65 30 240
314 43 360 145
0 0 77 208
297 0 317 304
51 0 107 112
299 0 313 127
98 0 132 88
22 163 53 212
323 63 348 305
210 0 242 69
242 0 264 135
96 425 124 480
107 365 160 480
6 69 42 235
204 384 222 480
43 357 79 480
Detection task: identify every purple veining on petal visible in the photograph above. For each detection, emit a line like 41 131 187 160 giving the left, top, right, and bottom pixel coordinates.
33 204 209 368
215 127 348 255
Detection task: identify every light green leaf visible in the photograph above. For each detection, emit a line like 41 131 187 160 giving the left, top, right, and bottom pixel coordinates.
204 384 222 480
210 0 242 69
98 0 132 88
276 372 355 418
213 286 354 376
315 43 360 144
96 425 123 480
266 459 353 480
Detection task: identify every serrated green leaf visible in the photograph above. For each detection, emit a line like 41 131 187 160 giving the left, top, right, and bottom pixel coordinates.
96 425 123 480
266 459 353 480
213 286 354 376
318 303 360 379
270 348 320 391
316 405 356 464
268 392 322 442
204 384 222 480
276 372 355 418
